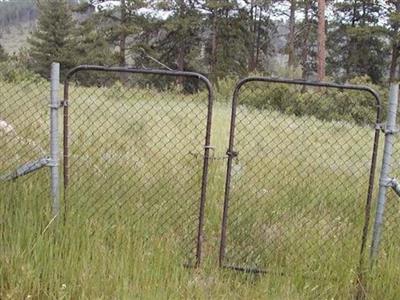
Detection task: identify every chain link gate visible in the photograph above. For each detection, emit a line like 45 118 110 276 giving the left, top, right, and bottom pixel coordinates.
62 66 213 266
219 78 381 286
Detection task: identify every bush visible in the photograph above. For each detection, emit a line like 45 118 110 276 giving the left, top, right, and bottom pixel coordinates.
0 59 41 83
234 75 385 126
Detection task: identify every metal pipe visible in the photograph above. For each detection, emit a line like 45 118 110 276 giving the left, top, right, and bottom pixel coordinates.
0 157 52 181
370 83 399 264
50 62 60 217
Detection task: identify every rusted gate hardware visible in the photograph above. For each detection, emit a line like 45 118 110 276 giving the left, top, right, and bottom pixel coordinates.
219 78 381 276
63 65 213 267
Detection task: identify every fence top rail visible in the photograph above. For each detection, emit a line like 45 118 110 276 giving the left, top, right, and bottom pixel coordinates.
64 65 212 88
233 76 382 114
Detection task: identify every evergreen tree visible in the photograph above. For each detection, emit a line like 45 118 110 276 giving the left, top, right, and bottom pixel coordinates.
243 0 275 74
386 1 400 82
28 0 76 78
202 1 251 79
317 0 326 81
71 7 117 85
287 0 296 72
151 0 203 73
299 0 314 80
328 1 387 83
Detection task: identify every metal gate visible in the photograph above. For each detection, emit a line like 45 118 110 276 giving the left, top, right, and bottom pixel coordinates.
62 66 383 276
219 78 381 281
63 66 213 267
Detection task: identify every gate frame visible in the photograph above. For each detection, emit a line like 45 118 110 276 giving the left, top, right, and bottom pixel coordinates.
62 65 214 267
219 77 382 274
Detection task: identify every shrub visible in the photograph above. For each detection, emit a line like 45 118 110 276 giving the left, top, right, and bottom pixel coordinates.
234 75 385 126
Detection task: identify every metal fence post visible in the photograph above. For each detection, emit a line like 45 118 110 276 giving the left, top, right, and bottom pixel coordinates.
50 62 60 217
370 83 399 264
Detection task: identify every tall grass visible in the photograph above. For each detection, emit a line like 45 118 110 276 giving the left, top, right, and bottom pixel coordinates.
1 79 399 299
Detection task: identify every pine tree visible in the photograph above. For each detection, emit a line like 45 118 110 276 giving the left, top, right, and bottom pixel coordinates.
150 0 204 83
202 1 250 80
317 0 326 81
71 8 117 85
244 0 275 73
287 0 296 72
328 1 387 83
28 0 76 78
387 1 400 82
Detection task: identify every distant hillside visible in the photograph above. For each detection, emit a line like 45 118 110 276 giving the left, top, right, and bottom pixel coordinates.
0 0 81 54
0 0 36 54
0 21 35 54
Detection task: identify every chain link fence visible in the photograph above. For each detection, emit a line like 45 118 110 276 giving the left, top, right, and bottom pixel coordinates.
62 66 213 266
6 64 400 297
0 76 52 252
0 78 50 178
219 79 381 293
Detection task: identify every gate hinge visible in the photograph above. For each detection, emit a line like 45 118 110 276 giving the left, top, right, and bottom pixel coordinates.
226 150 239 158
380 177 394 187
380 177 400 197
376 123 400 135
49 103 60 109
60 100 69 107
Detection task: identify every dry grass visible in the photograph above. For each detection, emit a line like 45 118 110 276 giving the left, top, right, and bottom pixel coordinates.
1 79 399 299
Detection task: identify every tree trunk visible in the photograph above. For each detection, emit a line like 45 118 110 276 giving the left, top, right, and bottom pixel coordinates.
287 0 296 73
210 11 218 81
248 2 255 72
301 0 311 81
254 8 263 71
176 45 185 86
317 0 326 81
390 3 400 83
118 0 128 84
119 0 127 67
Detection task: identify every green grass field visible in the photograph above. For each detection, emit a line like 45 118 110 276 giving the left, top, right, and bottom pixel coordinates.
1 78 400 299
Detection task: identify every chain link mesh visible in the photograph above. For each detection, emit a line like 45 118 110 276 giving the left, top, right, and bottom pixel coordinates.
0 77 51 248
64 69 212 266
220 80 381 287
4 70 396 291
0 79 50 178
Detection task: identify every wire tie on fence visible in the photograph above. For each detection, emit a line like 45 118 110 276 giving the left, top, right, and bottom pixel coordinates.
60 100 69 107
49 104 60 109
188 151 228 161
386 127 400 135
375 123 385 131
46 158 59 167
204 145 215 158
204 145 215 150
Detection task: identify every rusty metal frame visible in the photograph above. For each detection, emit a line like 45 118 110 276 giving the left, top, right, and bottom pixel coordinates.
63 65 214 267
219 77 382 274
